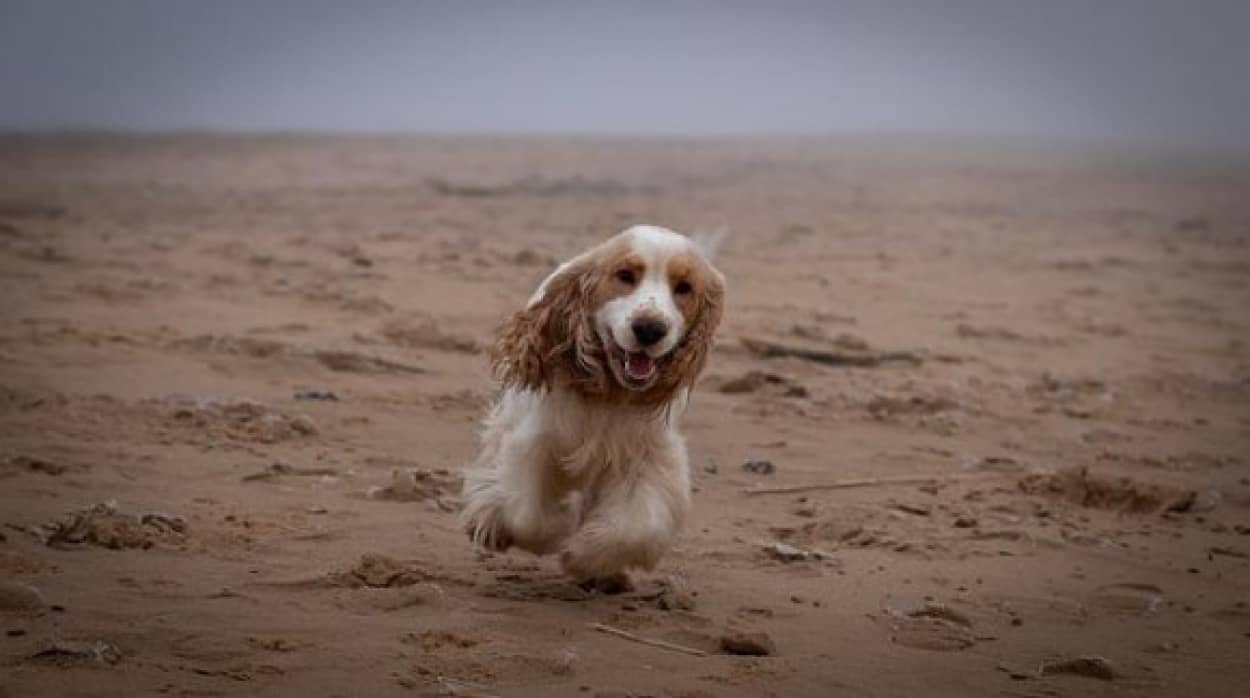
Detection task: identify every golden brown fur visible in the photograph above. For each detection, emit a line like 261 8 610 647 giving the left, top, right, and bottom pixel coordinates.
492 238 724 407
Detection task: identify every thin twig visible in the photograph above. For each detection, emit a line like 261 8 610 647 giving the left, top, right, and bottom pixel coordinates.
740 336 922 367
590 623 708 657
743 474 993 496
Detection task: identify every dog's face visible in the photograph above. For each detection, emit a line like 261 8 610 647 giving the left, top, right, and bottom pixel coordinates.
592 227 710 392
494 225 725 402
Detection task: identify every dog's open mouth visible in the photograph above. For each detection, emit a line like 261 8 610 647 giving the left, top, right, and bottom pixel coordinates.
623 351 657 382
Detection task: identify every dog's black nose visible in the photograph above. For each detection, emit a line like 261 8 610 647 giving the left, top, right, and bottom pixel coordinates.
631 317 668 347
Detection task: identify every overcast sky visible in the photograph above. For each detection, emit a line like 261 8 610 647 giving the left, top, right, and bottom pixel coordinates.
1 1 1248 150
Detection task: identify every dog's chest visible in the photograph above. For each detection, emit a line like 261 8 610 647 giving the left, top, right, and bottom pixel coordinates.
546 408 671 477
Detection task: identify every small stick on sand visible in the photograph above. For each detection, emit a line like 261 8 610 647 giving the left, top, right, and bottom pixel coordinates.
590 623 708 657
744 474 991 496
740 336 922 367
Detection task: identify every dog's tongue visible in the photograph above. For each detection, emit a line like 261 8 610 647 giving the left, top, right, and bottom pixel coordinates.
625 352 656 380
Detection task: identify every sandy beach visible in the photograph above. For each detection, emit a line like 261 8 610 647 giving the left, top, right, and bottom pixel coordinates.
1 134 1248 697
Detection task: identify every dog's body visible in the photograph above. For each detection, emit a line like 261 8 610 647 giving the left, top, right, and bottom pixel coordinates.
461 225 724 582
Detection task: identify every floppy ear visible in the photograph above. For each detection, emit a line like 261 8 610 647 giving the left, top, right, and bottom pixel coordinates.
492 257 604 392
690 225 729 263
670 263 725 390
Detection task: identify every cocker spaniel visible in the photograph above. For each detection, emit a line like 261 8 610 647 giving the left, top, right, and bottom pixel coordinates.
462 224 725 586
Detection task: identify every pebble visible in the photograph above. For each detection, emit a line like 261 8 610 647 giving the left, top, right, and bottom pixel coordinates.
1040 655 1119 681
742 458 776 475
293 389 339 401
996 662 1034 680
720 631 776 656
0 581 46 612
763 542 811 562
657 589 696 611
288 414 318 435
894 503 931 517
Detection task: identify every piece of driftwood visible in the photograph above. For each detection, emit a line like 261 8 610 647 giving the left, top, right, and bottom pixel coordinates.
590 623 708 657
740 336 921 367
242 462 338 482
744 474 991 496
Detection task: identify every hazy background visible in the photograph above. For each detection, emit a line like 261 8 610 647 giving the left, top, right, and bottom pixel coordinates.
1 0 1248 151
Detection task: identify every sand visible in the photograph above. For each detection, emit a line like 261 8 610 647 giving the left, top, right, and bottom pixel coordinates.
1 134 1248 697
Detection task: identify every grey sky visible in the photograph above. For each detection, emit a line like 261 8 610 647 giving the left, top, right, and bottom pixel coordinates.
2 1 1248 149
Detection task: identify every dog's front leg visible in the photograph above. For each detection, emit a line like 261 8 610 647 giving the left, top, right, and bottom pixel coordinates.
462 430 577 555
559 465 691 582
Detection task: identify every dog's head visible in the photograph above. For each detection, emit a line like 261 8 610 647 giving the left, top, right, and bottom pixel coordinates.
493 225 725 404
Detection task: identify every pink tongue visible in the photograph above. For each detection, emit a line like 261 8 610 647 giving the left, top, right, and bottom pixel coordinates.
626 352 655 378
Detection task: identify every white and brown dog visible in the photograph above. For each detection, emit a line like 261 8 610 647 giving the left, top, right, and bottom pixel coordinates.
462 224 725 586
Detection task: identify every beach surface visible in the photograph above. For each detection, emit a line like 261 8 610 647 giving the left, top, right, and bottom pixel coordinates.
1 135 1248 697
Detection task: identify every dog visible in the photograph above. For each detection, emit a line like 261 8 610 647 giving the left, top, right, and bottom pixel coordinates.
461 224 725 586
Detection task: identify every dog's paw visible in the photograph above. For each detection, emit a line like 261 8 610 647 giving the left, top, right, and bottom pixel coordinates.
575 571 634 595
464 508 513 552
559 531 664 581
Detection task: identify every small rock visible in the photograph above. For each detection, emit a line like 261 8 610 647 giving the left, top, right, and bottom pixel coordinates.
720 631 775 656
969 456 1023 473
996 662 1034 680
742 459 775 475
762 542 810 562
894 503 931 517
953 515 978 528
783 384 809 398
1039 655 1119 681
288 415 318 435
703 461 719 475
293 389 339 401
10 455 67 476
0 581 46 612
657 588 696 612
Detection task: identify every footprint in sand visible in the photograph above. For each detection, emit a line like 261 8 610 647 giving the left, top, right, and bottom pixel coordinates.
1089 582 1164 616
879 604 978 652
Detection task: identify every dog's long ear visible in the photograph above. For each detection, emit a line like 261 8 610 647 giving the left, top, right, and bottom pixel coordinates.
670 260 725 391
492 255 597 391
690 225 729 263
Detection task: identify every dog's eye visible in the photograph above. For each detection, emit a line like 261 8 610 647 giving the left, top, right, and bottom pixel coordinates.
673 280 692 295
616 269 636 285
